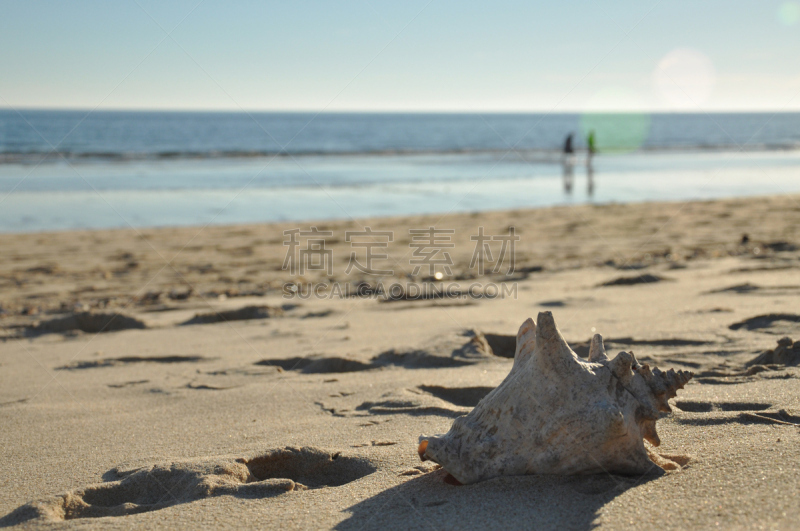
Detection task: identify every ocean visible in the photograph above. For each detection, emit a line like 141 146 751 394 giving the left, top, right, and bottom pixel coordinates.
1 110 800 232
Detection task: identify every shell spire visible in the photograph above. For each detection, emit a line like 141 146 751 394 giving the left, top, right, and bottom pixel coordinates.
531 312 581 376
588 334 608 362
510 317 536 373
632 359 693 413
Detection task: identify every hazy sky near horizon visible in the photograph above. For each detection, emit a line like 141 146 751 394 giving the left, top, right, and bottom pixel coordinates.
1 1 799 112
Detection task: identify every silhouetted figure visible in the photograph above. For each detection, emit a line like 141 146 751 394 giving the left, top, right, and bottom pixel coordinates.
562 133 575 194
563 133 574 156
587 160 594 197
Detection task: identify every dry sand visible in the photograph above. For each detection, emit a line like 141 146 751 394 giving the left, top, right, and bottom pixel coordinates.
1 194 800 529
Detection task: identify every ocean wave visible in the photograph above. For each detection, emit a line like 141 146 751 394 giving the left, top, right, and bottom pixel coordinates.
1 143 799 164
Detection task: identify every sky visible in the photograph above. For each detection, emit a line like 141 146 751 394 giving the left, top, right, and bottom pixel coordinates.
1 1 799 112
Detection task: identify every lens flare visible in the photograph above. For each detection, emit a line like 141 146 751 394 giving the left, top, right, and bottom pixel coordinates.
778 2 800 25
653 48 716 109
579 87 651 153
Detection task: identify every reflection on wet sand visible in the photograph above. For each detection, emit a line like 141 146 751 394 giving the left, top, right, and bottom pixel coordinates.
562 157 594 196
562 156 574 194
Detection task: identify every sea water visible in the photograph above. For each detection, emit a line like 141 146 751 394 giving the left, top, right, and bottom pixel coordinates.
1 110 799 232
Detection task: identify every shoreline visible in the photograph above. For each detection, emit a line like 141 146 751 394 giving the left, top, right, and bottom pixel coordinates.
2 143 800 165
0 190 796 236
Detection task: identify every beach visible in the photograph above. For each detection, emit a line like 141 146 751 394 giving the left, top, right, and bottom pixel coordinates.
1 193 799 529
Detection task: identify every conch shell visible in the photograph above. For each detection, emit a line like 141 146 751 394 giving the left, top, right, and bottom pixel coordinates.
419 312 692 484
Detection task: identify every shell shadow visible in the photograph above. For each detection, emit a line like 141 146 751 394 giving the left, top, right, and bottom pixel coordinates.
335 468 658 531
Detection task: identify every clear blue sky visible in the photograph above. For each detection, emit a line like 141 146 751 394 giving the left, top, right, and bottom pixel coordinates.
1 0 799 112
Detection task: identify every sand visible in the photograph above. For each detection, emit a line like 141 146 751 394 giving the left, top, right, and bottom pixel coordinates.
1 194 800 529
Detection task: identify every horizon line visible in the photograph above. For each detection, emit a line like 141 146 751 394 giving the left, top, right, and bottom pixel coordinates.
2 106 800 115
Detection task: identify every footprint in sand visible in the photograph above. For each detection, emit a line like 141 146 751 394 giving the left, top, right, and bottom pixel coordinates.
480 334 516 358
352 398 464 418
369 349 475 369
107 380 150 389
57 355 210 371
318 385 495 419
181 305 284 326
673 400 800 427
675 405 800 427
301 310 336 319
538 297 603 309
30 312 146 335
256 356 373 374
257 333 502 373
0 398 29 407
598 274 672 287
674 400 772 413
729 313 800 335
0 447 375 526
709 283 800 295
690 337 800 385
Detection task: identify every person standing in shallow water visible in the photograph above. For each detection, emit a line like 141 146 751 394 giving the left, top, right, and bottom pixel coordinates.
586 130 596 195
587 130 597 164
562 133 575 194
563 133 574 157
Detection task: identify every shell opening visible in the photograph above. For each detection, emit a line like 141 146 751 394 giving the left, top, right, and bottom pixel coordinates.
418 440 429 461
